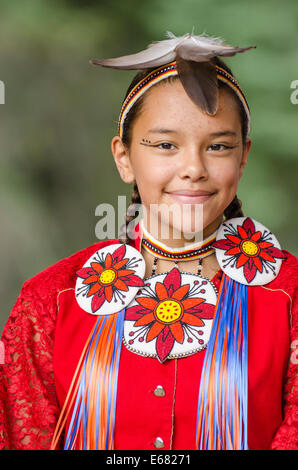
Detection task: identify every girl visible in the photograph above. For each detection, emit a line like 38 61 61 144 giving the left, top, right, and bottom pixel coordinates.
0 32 297 451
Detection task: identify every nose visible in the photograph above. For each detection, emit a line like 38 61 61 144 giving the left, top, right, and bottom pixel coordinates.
178 145 208 181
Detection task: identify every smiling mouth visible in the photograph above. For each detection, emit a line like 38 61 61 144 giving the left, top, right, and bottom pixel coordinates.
166 191 214 204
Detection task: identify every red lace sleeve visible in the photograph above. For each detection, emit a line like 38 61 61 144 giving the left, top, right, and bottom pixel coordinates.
0 280 60 449
0 240 113 450
270 276 298 449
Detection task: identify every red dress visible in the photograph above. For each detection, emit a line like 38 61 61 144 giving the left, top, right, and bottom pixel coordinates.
0 229 297 450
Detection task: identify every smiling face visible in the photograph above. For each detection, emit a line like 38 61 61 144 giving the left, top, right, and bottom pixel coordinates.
112 78 251 245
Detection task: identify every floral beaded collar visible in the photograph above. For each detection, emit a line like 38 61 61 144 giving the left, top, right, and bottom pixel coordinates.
75 216 286 316
74 216 286 362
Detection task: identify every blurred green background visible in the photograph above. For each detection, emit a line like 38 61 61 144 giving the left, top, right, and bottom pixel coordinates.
1 0 297 332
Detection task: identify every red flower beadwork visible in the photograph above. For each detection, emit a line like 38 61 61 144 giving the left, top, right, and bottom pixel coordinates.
212 217 286 283
76 244 144 313
125 267 215 362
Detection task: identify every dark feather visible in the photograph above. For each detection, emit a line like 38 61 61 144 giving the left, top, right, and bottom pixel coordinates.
175 56 219 115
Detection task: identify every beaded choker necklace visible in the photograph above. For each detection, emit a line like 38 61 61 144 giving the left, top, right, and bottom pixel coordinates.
140 219 216 262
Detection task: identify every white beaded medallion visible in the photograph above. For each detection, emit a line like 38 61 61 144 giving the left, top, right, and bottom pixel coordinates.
75 243 145 315
123 267 218 362
213 217 286 286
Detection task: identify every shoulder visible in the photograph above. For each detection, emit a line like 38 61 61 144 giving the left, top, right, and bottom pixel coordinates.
266 249 298 297
21 239 120 302
3 240 122 339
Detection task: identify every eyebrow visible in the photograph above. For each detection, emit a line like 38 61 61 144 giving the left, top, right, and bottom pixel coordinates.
147 128 178 134
209 131 238 138
146 128 238 137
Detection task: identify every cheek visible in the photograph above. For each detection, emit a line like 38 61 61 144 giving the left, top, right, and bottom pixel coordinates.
134 158 174 191
210 159 241 190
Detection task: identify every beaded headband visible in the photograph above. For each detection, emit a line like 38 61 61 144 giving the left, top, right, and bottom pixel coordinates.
91 32 255 140
117 61 250 138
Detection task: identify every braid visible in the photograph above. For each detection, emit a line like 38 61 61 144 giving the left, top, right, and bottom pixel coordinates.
224 195 244 220
118 182 142 244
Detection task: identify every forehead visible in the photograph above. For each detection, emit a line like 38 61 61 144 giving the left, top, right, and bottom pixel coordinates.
133 79 241 136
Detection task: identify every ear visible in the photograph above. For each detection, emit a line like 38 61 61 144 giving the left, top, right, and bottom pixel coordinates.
111 136 135 183
239 138 251 179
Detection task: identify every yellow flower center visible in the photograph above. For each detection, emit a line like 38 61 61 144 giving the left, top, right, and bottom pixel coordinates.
99 268 116 285
241 240 259 257
154 299 183 324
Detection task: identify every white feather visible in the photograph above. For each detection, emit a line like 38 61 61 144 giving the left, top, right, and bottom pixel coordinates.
90 31 255 70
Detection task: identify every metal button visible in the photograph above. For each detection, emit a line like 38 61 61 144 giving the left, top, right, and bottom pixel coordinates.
153 437 165 449
153 385 165 397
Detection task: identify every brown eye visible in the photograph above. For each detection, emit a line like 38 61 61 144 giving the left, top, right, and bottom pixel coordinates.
208 144 234 151
158 142 175 150
209 144 224 151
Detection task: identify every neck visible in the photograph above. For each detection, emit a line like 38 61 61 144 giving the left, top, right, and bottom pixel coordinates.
140 214 223 249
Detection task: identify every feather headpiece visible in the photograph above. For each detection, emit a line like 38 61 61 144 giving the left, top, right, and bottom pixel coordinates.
91 31 255 117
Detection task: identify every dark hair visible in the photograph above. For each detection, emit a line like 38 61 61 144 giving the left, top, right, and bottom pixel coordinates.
118 57 245 243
